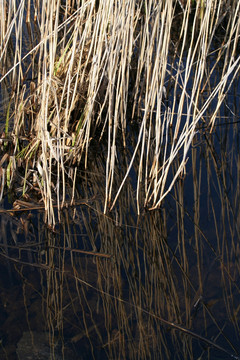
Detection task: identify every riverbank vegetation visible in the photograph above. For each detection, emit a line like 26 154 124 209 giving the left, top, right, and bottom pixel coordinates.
0 0 240 225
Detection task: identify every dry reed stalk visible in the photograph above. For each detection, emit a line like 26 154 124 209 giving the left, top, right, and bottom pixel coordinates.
0 0 239 224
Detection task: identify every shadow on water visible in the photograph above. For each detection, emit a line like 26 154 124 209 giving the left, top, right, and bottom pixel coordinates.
0 99 240 359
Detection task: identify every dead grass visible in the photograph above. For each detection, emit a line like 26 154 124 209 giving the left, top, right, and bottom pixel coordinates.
0 0 239 225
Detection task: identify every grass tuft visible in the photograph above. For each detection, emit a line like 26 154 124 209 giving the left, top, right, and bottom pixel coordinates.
0 0 239 224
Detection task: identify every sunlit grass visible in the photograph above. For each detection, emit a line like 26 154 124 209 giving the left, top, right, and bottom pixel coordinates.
0 0 239 224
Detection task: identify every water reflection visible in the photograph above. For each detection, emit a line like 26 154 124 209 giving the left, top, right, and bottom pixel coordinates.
0 113 240 359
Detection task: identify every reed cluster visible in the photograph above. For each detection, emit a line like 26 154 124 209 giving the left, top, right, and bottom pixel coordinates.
0 0 239 224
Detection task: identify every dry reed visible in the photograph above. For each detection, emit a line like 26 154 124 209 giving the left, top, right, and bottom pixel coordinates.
0 0 239 224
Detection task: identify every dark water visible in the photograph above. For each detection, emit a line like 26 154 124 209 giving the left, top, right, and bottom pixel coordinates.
0 102 240 360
